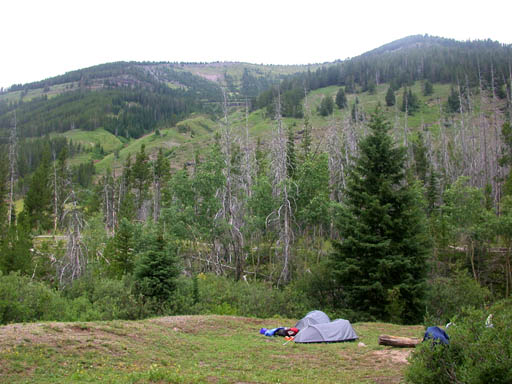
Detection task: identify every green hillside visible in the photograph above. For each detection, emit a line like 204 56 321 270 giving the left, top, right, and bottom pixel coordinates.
73 76 505 178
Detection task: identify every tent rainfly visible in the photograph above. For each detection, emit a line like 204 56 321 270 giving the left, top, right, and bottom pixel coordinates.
294 310 330 330
294 319 358 343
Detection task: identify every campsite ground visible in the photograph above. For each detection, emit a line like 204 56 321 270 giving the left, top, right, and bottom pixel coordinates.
0 316 424 383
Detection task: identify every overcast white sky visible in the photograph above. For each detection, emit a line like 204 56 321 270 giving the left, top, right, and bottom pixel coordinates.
1 0 511 89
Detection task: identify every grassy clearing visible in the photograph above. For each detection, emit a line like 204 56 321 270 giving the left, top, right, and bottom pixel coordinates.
0 83 76 103
54 128 123 154
94 115 216 173
180 63 318 85
0 315 423 384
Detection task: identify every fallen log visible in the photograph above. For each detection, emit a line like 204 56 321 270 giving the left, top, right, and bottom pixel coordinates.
378 335 421 348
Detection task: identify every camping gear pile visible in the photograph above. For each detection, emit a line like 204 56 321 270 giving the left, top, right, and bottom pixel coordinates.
260 310 358 344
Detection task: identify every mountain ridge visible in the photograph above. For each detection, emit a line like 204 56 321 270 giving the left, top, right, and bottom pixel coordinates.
3 34 510 93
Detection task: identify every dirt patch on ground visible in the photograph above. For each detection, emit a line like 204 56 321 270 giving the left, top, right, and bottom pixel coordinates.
372 349 412 364
0 321 148 356
150 315 269 335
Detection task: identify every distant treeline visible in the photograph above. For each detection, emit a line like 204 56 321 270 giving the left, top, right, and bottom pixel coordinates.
0 62 225 140
256 35 512 117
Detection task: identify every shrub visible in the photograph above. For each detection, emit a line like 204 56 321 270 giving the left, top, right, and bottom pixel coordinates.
425 269 490 324
406 299 512 384
63 274 152 320
0 272 68 324
192 273 309 319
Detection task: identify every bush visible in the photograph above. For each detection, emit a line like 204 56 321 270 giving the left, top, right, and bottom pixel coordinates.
0 272 68 324
63 274 152 321
192 273 310 319
425 269 490 324
406 299 512 384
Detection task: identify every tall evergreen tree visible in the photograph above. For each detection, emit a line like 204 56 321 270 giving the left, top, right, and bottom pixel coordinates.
107 217 135 278
412 132 429 184
119 157 135 221
0 153 8 234
134 233 180 306
385 86 396 107
255 137 267 178
0 212 32 274
335 87 347 109
286 126 296 178
301 112 312 158
153 148 170 222
426 169 439 215
319 95 334 116
132 144 151 211
24 149 52 231
423 80 434 96
447 86 461 113
331 108 430 323
401 87 420 115
351 97 362 122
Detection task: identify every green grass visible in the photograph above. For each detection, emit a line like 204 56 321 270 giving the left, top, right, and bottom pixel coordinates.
14 199 24 215
0 83 77 103
52 128 123 154
94 115 216 173
0 315 424 383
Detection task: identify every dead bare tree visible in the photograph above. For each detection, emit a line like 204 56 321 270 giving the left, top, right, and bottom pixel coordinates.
214 89 248 280
327 118 344 203
268 89 294 285
241 99 254 198
57 188 87 287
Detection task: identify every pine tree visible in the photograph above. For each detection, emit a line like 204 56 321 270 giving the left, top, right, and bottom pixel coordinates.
301 112 312 158
108 218 135 278
335 87 347 109
401 87 420 115
0 212 32 274
447 86 461 113
0 153 8 234
412 132 429 184
423 80 434 96
132 144 151 212
319 95 334 116
255 137 267 178
119 158 135 221
153 148 170 221
286 126 296 178
426 170 439 215
331 108 430 323
385 86 395 107
134 233 180 305
24 149 52 231
351 97 363 121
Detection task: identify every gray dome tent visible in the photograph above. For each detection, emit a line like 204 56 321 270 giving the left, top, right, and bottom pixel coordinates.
294 319 358 343
295 310 330 330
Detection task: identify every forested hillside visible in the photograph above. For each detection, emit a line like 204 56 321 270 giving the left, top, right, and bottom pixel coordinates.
1 36 512 344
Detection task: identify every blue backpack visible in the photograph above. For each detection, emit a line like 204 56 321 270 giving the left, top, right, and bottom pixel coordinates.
423 326 450 345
